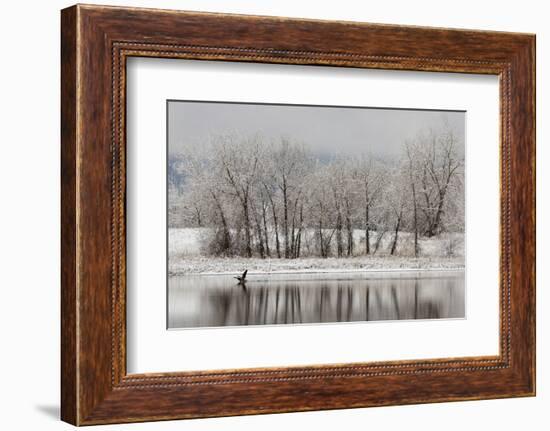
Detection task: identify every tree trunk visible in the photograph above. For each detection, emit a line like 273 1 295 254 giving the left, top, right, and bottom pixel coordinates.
332 185 344 257
345 200 353 256
421 166 436 237
242 197 252 257
431 188 448 236
265 186 281 258
211 191 231 254
289 194 302 258
273 216 281 258
364 179 371 255
407 150 419 257
282 177 289 258
365 193 370 255
262 202 270 257
317 203 326 257
252 203 265 258
318 220 325 257
336 211 343 258
296 205 303 258
390 212 402 255
412 185 419 257
373 229 385 254
318 218 326 257
290 200 297 258
194 206 202 227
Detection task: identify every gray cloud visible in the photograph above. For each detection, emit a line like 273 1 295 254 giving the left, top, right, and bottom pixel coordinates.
168 101 465 158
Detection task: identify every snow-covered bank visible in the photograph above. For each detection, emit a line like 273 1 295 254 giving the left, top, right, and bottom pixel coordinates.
169 256 464 276
168 228 465 275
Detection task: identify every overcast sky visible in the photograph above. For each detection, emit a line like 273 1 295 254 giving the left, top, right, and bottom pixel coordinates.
168 101 465 158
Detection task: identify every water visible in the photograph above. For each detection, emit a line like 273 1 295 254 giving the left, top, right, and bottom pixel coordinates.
168 271 465 329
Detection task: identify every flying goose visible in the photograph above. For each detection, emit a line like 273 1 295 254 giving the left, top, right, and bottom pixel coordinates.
234 269 248 287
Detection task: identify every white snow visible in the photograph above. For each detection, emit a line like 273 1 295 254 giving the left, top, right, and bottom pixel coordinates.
168 227 206 257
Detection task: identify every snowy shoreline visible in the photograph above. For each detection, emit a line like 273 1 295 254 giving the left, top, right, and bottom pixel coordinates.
169 256 464 276
168 228 465 276
172 267 465 277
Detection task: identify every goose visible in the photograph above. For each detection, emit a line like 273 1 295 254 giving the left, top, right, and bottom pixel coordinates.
234 269 248 287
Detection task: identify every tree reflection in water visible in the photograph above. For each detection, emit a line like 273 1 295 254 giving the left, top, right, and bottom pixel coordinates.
168 271 464 329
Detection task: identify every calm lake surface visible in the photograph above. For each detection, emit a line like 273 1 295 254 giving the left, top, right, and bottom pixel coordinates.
168 271 465 329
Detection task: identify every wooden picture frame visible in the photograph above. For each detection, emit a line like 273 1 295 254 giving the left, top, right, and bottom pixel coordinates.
61 4 535 425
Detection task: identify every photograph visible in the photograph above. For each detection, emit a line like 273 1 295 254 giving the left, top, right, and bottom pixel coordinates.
167 101 466 328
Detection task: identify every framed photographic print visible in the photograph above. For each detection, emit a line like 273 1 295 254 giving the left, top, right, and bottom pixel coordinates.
165 101 467 330
61 4 535 425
